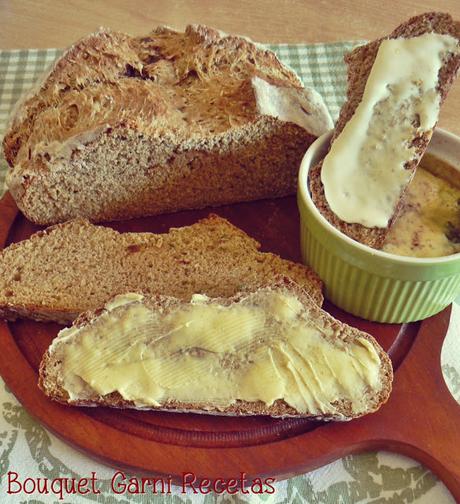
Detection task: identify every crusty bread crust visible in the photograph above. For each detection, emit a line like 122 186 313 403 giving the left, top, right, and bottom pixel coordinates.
0 214 323 323
38 278 392 420
309 12 460 248
3 25 331 225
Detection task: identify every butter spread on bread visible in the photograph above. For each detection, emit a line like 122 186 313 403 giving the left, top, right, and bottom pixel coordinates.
3 25 332 225
321 33 459 228
39 281 392 420
309 12 460 248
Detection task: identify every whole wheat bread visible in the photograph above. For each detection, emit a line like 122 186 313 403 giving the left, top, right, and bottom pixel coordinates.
309 12 460 248
0 214 323 323
3 24 332 225
38 278 392 420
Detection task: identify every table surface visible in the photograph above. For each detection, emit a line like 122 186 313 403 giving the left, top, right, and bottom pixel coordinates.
1 0 460 136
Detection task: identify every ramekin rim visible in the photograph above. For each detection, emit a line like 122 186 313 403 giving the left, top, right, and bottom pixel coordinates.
298 127 460 266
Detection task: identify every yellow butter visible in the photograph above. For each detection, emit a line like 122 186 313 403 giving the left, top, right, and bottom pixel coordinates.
321 33 459 228
57 290 383 416
383 165 460 257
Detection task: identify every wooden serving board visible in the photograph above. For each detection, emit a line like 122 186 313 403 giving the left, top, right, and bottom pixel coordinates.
0 191 459 497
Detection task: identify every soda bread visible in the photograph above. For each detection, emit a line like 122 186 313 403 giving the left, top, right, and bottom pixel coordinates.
38 279 392 420
0 214 323 323
309 12 460 248
3 24 332 225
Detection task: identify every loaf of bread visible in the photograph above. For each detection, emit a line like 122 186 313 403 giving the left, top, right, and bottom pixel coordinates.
3 24 333 225
309 12 460 248
39 279 392 420
0 214 323 323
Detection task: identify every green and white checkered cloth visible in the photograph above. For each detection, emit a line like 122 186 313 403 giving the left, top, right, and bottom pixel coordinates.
0 43 458 504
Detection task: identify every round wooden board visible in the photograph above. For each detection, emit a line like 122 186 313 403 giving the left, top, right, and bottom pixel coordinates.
0 192 459 497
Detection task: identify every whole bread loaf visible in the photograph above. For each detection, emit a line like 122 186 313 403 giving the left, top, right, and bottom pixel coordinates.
39 279 392 420
309 12 460 248
3 24 332 225
0 214 323 323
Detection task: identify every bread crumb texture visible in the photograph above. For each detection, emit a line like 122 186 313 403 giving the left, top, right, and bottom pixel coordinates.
0 215 323 323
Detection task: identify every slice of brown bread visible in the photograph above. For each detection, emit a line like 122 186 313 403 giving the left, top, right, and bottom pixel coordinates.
309 12 460 248
3 24 332 225
38 278 392 420
0 214 323 323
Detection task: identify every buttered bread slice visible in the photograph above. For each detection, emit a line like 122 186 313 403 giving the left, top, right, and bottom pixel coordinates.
0 214 323 323
39 280 392 420
310 12 460 248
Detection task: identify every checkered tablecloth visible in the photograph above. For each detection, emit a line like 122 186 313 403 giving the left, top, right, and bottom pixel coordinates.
0 42 458 504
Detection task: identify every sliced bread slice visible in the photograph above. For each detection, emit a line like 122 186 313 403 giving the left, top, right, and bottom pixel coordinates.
309 12 460 248
38 278 392 420
0 214 323 323
3 24 332 225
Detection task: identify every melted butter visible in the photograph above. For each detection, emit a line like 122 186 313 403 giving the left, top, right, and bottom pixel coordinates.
57 290 383 416
383 164 460 257
321 33 459 228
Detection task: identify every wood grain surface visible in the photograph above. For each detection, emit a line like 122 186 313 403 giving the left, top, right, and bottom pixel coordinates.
0 192 459 496
1 0 460 135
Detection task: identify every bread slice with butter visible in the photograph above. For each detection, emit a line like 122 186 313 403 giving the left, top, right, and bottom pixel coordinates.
38 279 393 420
0 214 323 323
3 24 332 225
309 12 460 248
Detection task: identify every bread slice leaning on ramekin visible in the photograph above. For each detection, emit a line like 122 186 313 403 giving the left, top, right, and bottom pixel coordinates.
309 12 460 248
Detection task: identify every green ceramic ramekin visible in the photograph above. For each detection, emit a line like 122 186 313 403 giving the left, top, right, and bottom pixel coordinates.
297 129 460 323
